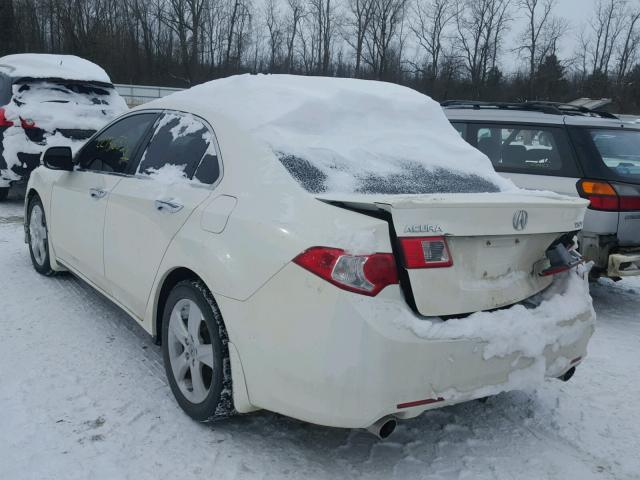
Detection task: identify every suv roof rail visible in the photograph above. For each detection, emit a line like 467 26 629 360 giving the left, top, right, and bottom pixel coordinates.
440 100 619 119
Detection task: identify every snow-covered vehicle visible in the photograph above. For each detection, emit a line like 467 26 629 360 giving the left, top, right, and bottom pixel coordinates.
24 75 594 438
0 54 127 200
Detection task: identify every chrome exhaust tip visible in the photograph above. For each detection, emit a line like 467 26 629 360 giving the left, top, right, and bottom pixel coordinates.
365 416 397 439
558 366 576 382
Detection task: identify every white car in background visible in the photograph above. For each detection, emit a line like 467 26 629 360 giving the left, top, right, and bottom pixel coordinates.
25 75 594 438
0 54 128 200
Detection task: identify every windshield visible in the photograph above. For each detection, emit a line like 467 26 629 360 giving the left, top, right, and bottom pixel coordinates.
590 129 640 181
279 154 501 194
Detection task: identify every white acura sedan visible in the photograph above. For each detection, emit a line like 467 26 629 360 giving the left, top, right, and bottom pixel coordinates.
25 75 595 438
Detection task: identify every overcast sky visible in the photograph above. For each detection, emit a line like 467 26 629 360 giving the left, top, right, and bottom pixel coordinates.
504 0 595 71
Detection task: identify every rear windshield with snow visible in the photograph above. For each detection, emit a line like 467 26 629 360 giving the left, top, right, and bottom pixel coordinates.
6 78 127 131
13 79 118 107
278 154 500 194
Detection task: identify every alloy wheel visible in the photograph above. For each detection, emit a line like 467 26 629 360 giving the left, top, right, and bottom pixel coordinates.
167 299 215 404
29 204 48 267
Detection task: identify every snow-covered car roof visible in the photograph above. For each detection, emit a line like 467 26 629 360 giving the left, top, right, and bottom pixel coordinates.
141 74 514 194
0 54 112 84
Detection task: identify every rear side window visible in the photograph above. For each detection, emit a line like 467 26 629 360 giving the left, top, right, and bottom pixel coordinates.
472 124 579 177
193 153 220 184
78 113 158 173
588 129 640 182
137 112 219 184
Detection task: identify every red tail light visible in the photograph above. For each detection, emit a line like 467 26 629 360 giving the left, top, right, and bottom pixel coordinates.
577 179 640 212
399 236 453 268
0 108 14 127
293 247 399 296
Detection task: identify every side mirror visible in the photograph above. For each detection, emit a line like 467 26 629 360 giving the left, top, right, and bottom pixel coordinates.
43 147 74 171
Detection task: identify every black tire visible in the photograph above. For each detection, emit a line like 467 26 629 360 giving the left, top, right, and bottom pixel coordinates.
27 195 56 276
161 279 234 422
0 187 8 201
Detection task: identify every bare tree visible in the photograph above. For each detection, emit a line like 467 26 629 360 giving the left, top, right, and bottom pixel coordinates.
363 0 409 80
345 0 376 76
516 0 566 97
454 0 512 96
284 0 305 72
264 0 284 70
588 0 627 75
410 0 455 82
615 4 640 82
161 0 207 84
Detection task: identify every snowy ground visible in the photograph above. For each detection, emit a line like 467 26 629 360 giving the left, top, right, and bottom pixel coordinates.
1 193 639 480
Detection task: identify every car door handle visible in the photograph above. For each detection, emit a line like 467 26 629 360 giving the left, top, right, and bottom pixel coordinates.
155 199 183 213
89 188 108 199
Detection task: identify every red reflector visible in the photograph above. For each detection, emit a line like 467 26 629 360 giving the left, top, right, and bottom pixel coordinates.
400 236 453 269
0 108 14 127
397 397 445 409
540 264 573 276
571 356 582 365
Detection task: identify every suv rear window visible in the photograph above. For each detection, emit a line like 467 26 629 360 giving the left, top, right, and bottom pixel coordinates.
472 124 578 176
589 129 640 181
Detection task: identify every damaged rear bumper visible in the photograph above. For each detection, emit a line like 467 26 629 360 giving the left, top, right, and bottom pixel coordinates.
225 263 596 429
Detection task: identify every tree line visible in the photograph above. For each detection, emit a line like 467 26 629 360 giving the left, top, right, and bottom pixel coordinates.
1 0 640 113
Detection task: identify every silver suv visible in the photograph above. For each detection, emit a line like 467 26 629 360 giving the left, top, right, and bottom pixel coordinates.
443 101 640 279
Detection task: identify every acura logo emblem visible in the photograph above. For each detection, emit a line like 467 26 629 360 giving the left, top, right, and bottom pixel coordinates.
513 210 528 231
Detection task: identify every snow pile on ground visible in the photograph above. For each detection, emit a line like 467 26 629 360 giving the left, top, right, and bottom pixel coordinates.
0 54 112 83
148 74 516 194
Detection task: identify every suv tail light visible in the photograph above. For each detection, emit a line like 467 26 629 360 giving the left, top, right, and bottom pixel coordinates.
293 247 399 296
0 108 14 127
577 179 640 211
399 236 453 268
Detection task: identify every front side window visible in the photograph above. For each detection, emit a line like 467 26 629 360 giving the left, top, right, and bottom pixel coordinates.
136 112 214 182
473 124 577 176
77 113 157 173
589 129 640 182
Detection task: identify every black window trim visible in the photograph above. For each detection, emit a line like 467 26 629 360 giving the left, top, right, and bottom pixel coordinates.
463 120 584 178
74 110 162 177
128 109 224 189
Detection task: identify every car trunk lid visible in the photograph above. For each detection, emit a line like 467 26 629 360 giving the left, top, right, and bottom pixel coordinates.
317 192 588 316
